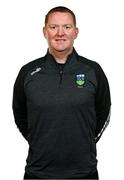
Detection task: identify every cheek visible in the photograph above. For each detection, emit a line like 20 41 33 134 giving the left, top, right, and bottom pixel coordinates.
67 32 77 40
47 31 57 39
67 35 76 42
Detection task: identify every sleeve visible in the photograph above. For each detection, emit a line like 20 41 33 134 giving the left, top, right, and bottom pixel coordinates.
12 66 28 140
95 63 111 143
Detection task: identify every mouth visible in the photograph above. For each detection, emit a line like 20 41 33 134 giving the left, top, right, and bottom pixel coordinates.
55 39 66 42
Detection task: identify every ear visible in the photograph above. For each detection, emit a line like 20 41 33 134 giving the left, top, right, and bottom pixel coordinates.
74 27 79 39
43 27 47 39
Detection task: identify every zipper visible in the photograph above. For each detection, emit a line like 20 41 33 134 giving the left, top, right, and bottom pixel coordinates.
59 70 63 84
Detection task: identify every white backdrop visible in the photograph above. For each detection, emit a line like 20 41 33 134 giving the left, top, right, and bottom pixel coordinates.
0 0 124 179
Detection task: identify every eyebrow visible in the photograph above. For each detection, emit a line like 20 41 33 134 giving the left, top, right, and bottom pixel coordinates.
47 24 73 27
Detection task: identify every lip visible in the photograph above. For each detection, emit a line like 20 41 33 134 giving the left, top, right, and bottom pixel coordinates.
55 39 66 41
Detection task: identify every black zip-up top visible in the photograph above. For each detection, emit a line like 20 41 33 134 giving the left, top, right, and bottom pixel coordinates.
12 48 111 179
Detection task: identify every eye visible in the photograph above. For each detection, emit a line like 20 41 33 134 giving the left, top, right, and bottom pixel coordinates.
50 26 56 29
64 25 72 30
48 25 57 29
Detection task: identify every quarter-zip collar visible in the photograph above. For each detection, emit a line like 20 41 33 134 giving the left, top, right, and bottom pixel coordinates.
44 47 79 71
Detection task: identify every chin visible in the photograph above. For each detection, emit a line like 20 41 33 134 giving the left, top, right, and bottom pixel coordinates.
54 45 71 52
54 47 67 52
56 49 66 52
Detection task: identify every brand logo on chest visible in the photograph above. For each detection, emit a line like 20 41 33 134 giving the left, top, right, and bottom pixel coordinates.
76 74 85 88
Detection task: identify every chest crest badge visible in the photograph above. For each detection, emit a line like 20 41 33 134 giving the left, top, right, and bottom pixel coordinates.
76 74 85 86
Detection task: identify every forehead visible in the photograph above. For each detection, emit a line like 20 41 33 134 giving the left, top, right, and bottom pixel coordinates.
47 12 74 25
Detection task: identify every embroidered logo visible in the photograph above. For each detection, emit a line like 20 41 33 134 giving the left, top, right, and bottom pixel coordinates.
76 74 85 86
30 67 41 76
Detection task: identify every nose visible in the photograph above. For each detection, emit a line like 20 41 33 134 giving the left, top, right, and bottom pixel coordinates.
57 27 65 36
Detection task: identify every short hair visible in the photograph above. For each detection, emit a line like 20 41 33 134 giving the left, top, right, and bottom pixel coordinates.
45 6 76 26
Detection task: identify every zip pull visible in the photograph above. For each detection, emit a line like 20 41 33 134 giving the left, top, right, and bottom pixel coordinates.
57 62 65 85
59 70 63 84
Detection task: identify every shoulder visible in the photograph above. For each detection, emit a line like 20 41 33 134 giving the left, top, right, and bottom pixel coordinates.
78 55 100 70
18 56 46 78
21 56 45 72
77 55 105 77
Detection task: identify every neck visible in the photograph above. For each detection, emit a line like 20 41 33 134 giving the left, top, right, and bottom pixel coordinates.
49 47 73 64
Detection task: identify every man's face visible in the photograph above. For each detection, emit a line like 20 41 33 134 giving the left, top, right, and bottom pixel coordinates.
43 12 78 53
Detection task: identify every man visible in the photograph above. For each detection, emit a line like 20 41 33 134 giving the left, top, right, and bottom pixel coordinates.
12 6 111 179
